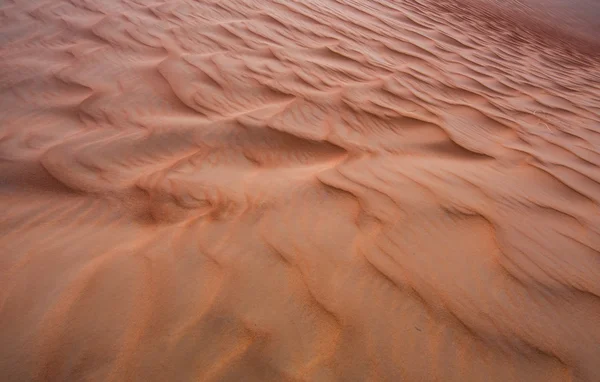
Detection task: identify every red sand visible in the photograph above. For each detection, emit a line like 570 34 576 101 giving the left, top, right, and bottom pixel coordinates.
1 0 600 380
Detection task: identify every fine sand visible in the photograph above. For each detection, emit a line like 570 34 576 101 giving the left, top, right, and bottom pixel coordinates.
1 0 600 380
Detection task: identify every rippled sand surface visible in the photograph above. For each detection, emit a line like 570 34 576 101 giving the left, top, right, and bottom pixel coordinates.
1 0 600 380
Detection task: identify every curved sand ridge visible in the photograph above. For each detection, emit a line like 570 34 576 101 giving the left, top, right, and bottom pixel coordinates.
1 0 600 380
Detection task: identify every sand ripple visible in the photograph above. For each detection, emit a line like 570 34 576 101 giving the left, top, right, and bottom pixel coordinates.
1 0 600 380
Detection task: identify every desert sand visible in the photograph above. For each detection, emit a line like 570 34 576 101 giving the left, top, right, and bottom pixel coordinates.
1 0 600 380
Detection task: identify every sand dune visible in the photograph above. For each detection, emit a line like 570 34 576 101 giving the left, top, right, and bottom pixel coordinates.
1 0 600 380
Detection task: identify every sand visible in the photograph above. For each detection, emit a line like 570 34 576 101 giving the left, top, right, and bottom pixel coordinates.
1 0 600 380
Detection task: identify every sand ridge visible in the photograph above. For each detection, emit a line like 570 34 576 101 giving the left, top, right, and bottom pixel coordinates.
1 0 600 380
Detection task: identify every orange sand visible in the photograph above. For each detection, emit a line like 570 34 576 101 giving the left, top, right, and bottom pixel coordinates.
1 0 600 380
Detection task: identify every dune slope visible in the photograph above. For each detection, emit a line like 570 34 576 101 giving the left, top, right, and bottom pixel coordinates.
1 0 600 380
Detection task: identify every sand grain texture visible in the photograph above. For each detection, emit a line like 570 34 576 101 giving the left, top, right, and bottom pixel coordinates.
1 0 600 380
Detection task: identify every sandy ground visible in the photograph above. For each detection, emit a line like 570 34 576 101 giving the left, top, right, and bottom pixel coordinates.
1 0 600 380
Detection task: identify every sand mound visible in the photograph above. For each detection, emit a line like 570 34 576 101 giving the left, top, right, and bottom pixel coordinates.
1 0 600 380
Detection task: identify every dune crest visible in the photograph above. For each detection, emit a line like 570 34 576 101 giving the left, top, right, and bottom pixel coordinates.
1 0 600 380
